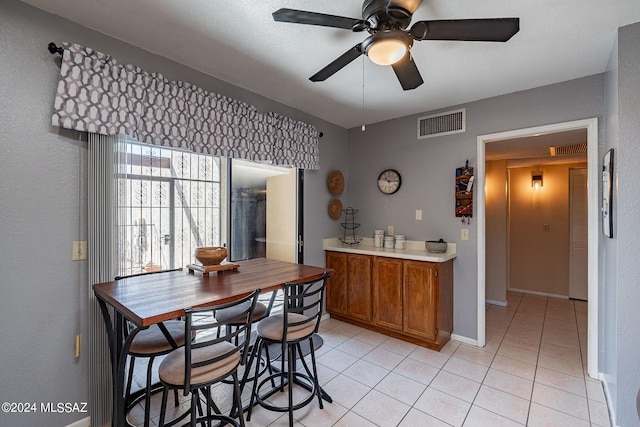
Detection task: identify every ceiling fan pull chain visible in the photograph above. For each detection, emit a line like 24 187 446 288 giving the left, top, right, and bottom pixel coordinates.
361 55 366 132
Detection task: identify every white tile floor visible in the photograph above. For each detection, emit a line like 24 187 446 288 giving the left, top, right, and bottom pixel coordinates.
129 291 612 426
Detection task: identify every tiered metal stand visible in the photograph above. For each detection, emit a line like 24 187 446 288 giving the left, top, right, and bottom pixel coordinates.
338 207 362 245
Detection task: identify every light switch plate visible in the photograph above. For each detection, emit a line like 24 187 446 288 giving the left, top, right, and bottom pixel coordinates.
416 210 422 220
461 229 469 241
72 241 87 260
387 225 394 235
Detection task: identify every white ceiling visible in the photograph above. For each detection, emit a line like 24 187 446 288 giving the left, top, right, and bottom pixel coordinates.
21 0 640 129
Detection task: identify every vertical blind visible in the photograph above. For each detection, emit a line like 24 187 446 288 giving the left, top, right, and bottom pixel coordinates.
87 133 119 427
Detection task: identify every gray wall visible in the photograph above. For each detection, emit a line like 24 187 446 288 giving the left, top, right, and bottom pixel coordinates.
602 26 620 418
603 21 640 427
0 1 346 426
347 75 605 339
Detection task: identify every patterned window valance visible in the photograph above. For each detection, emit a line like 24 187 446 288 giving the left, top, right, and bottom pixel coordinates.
52 43 319 169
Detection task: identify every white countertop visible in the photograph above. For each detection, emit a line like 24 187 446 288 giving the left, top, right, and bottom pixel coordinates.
323 237 457 263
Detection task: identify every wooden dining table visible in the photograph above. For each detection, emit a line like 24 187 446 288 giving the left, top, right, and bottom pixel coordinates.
93 257 332 427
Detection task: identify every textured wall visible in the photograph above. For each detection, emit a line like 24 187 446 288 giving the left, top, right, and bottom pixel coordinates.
347 75 605 340
602 23 620 414
508 163 586 297
0 1 346 426
611 21 640 427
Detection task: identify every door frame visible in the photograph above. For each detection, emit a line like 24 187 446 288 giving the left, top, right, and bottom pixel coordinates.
476 118 598 379
568 167 589 300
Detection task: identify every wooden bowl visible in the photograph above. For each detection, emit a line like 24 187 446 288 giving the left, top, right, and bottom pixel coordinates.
194 247 227 266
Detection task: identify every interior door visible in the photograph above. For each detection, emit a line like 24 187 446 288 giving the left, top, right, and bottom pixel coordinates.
266 169 298 262
569 167 588 300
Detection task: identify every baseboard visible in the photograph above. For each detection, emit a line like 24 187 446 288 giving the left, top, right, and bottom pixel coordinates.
599 373 620 427
65 416 90 427
451 333 478 347
486 299 508 306
508 287 569 300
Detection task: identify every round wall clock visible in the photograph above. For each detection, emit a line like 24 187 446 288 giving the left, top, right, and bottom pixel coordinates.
377 169 402 194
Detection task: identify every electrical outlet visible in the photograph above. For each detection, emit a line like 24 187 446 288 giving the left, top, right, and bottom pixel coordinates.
387 225 394 235
416 210 422 221
72 241 87 260
461 229 469 241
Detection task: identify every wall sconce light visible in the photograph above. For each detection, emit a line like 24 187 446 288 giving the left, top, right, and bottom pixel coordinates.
531 173 543 190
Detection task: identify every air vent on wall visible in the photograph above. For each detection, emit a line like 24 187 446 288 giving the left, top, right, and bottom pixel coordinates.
550 143 587 156
417 108 466 139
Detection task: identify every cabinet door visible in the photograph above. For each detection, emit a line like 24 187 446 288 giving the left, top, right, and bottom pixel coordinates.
403 260 438 340
326 252 348 315
374 257 403 331
347 254 373 321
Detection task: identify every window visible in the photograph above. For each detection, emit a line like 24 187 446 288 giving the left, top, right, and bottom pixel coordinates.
115 139 222 276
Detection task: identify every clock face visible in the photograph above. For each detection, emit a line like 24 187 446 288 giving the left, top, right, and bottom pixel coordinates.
377 169 402 194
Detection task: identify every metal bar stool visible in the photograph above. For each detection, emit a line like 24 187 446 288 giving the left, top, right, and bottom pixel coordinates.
157 289 260 427
246 272 330 427
116 269 186 427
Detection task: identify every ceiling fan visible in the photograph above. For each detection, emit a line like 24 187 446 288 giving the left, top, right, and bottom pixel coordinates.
273 0 519 90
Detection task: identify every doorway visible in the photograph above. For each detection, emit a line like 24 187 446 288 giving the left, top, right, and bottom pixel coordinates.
229 159 300 263
477 118 599 379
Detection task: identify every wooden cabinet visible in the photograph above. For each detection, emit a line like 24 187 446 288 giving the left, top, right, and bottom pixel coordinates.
347 254 373 321
325 251 348 315
326 252 372 322
326 251 453 351
373 257 404 331
403 260 438 340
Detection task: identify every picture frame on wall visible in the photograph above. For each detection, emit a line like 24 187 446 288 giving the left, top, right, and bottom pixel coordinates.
602 149 614 238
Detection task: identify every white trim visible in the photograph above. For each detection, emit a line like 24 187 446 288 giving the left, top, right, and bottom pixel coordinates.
486 299 508 306
477 118 599 378
451 333 478 346
508 287 569 300
65 416 91 427
600 373 618 427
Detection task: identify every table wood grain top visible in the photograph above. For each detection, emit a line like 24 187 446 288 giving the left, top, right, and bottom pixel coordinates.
93 258 330 327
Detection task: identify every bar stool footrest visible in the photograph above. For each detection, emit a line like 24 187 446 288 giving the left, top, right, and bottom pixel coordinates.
254 371 316 413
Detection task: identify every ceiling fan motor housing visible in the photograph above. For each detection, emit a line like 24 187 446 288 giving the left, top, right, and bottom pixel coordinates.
362 0 413 31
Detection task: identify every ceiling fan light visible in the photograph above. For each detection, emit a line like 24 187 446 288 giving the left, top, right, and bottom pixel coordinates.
367 39 407 66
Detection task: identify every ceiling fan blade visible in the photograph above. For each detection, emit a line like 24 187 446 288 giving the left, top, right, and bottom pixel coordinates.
411 18 520 42
391 51 423 90
310 44 363 82
273 8 364 30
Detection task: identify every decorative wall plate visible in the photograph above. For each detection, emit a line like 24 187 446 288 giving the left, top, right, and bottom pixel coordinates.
328 170 345 195
328 198 343 220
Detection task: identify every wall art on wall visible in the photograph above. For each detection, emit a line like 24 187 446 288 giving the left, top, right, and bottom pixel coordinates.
602 149 614 238
456 160 474 221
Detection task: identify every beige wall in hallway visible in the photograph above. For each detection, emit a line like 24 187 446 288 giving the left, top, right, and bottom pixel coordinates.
508 163 586 296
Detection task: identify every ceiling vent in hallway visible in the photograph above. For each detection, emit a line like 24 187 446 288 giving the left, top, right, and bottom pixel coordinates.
549 143 587 156
417 108 466 139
